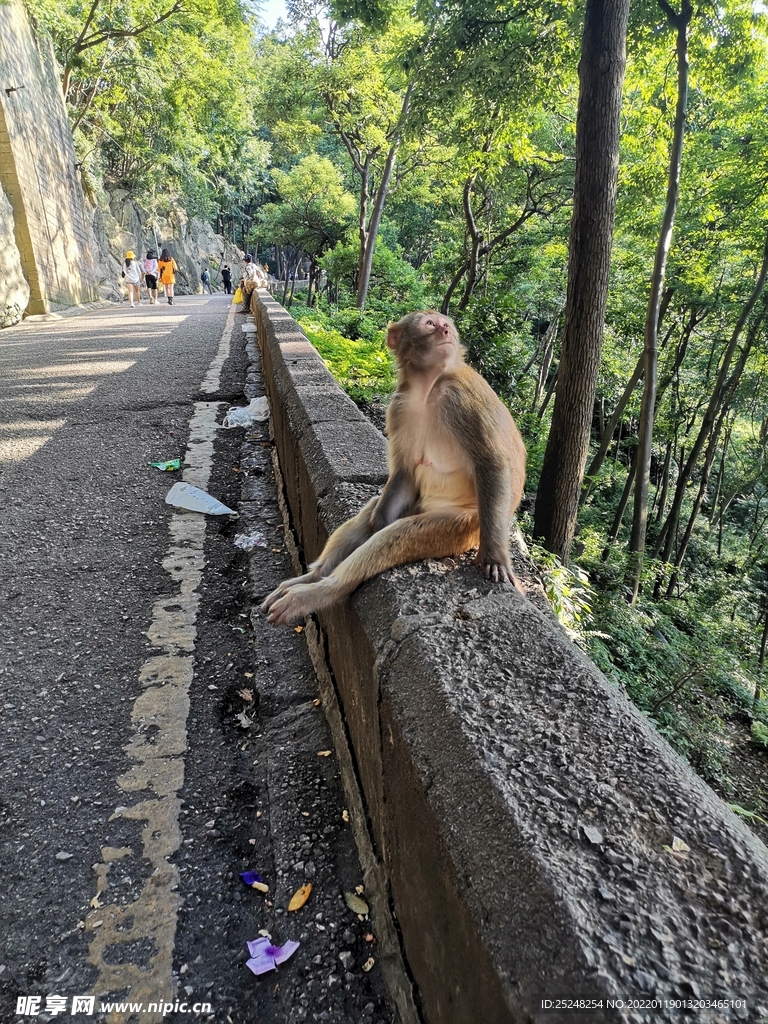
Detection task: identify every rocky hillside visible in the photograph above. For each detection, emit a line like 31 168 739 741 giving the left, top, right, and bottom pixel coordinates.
0 185 31 328
91 189 245 302
0 178 244 327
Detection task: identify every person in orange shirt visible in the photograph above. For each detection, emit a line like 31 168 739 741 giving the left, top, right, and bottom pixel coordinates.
157 248 179 305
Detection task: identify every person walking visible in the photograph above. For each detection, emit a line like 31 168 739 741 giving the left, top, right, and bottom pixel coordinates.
237 254 267 314
122 251 143 307
143 250 159 304
157 248 178 305
201 266 212 294
221 264 232 295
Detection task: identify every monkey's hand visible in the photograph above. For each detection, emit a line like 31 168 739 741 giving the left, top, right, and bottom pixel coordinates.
479 556 525 594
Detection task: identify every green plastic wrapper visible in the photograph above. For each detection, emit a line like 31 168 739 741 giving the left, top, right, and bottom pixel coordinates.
151 458 182 472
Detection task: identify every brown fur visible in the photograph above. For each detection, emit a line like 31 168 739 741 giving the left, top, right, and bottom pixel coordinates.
261 310 526 625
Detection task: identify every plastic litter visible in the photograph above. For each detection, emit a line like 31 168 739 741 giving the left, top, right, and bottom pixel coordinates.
222 397 269 429
234 531 268 551
165 482 238 517
150 458 182 472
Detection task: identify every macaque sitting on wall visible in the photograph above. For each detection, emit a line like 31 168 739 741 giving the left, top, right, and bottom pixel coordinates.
262 310 526 626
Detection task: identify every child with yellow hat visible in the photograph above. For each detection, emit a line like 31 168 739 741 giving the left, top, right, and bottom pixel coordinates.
122 251 143 307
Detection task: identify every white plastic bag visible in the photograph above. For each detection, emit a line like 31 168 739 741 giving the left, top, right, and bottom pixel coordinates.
223 397 269 429
234 531 267 552
165 482 238 517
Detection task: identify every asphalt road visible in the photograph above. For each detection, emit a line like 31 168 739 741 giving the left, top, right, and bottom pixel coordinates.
0 296 396 1024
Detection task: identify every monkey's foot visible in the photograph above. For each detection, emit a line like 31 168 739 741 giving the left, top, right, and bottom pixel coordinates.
263 580 335 627
260 571 318 616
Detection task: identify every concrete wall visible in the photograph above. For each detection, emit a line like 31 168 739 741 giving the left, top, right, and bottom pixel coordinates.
0 0 99 314
253 290 768 1024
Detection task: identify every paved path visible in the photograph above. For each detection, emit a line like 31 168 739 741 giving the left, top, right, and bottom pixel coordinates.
0 297 397 1024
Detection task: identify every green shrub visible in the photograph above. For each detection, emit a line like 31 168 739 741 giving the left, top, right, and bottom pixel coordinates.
296 317 396 403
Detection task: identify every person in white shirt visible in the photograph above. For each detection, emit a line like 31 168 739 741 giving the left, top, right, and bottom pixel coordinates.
237 254 267 313
122 251 143 307
143 251 159 304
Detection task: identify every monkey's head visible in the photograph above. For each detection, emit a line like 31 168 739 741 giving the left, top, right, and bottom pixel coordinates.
386 311 463 374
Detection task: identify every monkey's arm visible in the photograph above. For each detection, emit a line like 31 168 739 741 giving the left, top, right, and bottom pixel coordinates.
474 455 517 583
441 376 521 586
370 469 417 532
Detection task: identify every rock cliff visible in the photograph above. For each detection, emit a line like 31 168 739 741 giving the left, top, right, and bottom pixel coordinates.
0 184 30 328
90 189 245 301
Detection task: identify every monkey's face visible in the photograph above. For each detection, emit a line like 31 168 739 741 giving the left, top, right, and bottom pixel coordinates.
387 311 460 373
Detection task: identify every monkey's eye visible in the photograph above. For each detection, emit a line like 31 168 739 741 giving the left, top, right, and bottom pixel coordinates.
425 319 434 326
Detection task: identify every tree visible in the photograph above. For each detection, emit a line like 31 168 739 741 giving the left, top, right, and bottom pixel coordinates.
317 18 418 309
36 0 263 215
57 0 184 100
533 0 632 562
258 155 357 302
627 0 693 601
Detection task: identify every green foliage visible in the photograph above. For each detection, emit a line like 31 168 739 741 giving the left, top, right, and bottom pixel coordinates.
321 240 426 313
727 803 768 826
33 0 264 222
529 544 594 639
752 721 768 749
259 155 356 257
296 316 396 401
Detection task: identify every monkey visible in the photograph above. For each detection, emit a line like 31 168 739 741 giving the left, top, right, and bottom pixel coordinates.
261 310 526 626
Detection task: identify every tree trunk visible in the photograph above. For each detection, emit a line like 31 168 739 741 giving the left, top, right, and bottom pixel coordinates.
355 158 371 297
537 367 558 420
530 308 563 412
533 0 631 562
664 319 762 596
585 353 644 483
654 230 768 561
627 0 692 601
653 439 673 525
356 84 413 310
708 424 730 527
584 290 679 487
602 448 638 559
440 204 538 313
457 176 484 312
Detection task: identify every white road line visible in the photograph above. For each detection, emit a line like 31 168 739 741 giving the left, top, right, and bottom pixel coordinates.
87 306 235 1023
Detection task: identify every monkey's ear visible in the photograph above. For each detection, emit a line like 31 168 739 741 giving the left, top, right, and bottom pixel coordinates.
386 321 402 351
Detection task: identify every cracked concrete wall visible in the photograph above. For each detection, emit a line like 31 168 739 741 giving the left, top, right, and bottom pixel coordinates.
253 290 768 1024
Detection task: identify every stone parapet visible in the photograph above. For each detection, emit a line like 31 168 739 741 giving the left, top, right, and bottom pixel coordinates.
253 290 768 1024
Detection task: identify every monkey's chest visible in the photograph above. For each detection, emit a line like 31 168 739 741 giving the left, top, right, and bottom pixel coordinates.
410 432 476 510
396 400 472 491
